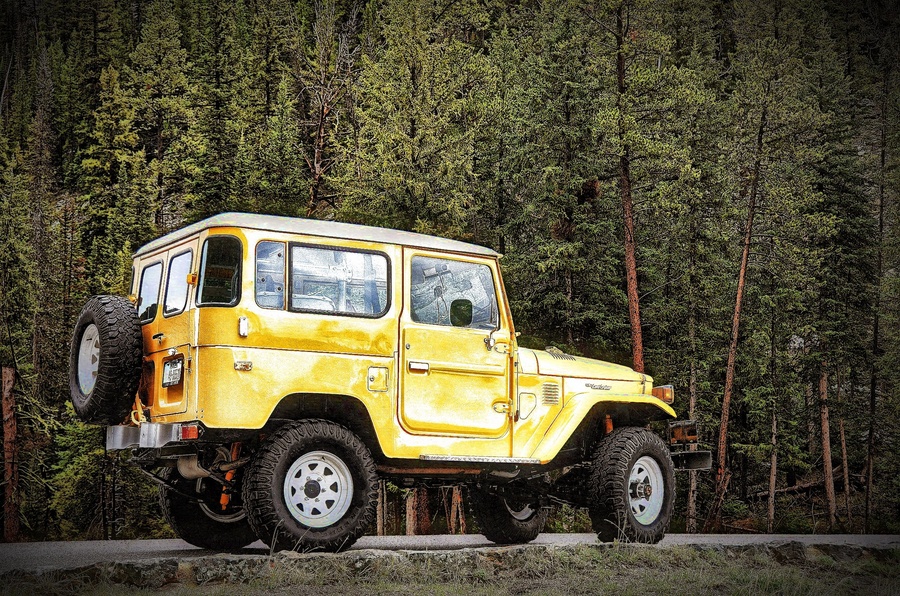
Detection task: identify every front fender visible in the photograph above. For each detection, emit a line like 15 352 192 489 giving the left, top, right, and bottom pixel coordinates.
529 391 676 463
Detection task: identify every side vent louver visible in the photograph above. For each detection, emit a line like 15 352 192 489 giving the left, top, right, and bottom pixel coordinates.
542 383 561 405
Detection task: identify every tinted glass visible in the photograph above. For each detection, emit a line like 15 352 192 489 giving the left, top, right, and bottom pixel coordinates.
137 262 163 323
197 236 242 306
256 241 285 309
409 256 498 329
163 250 193 316
290 245 388 316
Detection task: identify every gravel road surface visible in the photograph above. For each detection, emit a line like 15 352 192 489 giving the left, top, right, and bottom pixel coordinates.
1 533 897 573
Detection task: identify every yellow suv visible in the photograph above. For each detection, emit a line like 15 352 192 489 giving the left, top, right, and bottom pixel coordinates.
69 213 709 551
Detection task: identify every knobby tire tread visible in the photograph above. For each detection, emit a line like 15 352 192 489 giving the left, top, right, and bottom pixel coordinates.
469 487 548 544
589 426 675 544
158 466 258 551
242 419 378 553
69 295 143 424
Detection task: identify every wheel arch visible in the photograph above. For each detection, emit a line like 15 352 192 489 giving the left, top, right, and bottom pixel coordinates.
267 393 386 461
530 394 675 464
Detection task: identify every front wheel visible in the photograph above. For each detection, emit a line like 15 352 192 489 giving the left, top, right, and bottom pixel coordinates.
469 486 548 544
588 427 675 544
242 420 378 552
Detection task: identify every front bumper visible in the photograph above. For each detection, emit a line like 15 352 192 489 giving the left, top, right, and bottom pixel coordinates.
667 419 712 471
107 423 186 450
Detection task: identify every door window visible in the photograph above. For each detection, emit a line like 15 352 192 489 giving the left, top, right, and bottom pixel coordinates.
163 250 193 317
409 256 498 329
197 236 242 306
137 262 163 324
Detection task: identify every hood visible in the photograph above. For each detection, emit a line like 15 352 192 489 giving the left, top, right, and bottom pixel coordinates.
521 348 648 384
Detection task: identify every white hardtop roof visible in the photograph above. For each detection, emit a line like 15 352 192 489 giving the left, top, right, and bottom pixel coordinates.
133 212 499 258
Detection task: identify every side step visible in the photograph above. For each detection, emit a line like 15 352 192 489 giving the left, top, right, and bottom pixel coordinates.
420 455 541 465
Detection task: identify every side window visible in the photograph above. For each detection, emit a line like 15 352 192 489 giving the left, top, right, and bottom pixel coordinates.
137 262 163 324
256 241 285 309
197 236 242 306
290 245 389 317
409 256 498 329
163 250 193 317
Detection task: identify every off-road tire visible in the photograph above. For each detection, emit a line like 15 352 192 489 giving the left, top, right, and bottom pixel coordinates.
242 419 378 553
158 466 258 551
69 295 143 424
588 427 675 544
469 486 548 544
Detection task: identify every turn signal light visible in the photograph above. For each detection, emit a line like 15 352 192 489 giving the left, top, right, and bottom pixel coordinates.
652 385 674 404
180 424 200 440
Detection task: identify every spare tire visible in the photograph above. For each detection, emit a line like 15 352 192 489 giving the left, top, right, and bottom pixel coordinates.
69 295 143 424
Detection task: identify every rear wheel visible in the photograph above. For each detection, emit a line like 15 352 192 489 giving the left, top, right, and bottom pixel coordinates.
242 420 378 552
158 465 258 551
469 486 548 544
588 427 675 544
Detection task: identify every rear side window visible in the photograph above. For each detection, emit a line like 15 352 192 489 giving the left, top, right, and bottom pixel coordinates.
163 250 193 316
137 262 163 323
197 236 242 306
256 241 285 309
289 245 389 317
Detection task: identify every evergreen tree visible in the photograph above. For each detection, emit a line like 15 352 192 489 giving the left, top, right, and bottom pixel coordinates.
128 0 194 232
336 0 496 239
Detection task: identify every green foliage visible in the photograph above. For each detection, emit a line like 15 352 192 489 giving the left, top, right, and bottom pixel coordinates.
0 0 897 539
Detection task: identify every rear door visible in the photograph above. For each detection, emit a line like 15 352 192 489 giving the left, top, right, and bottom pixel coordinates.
144 240 198 416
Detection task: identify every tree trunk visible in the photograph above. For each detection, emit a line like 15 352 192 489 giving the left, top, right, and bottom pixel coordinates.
819 362 837 530
405 489 416 536
866 73 887 534
805 382 817 457
2 368 19 543
686 355 698 533
415 488 430 534
405 488 430 535
615 5 644 373
767 407 777 534
377 480 385 536
452 486 465 534
715 105 767 489
839 417 851 527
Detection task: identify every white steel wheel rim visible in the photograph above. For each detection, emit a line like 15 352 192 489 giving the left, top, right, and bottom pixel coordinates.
629 455 664 525
197 478 247 523
283 450 354 528
77 324 101 395
505 500 536 522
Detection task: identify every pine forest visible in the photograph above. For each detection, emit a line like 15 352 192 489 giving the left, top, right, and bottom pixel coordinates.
0 0 898 541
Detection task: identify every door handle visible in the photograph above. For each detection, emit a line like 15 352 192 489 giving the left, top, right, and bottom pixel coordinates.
408 361 429 373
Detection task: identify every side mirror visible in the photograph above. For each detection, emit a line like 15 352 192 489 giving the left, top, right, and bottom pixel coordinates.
449 299 473 327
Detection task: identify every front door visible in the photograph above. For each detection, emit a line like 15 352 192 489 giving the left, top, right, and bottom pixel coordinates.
399 250 512 440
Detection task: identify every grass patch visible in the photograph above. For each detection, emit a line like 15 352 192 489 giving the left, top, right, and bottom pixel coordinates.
5 545 899 596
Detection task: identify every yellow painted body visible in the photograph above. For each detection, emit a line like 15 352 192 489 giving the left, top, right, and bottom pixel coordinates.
131 217 675 465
